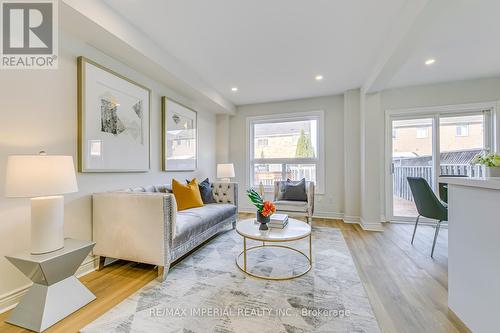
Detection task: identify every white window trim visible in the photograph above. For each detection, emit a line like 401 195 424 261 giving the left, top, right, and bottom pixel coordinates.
246 110 325 194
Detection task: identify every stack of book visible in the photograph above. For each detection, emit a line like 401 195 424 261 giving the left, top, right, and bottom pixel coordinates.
269 214 288 229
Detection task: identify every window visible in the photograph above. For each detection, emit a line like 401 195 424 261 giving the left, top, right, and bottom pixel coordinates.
416 127 429 139
392 128 397 139
455 124 469 137
256 138 268 147
248 111 324 193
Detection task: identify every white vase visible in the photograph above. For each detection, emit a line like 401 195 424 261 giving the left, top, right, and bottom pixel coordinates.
484 166 500 177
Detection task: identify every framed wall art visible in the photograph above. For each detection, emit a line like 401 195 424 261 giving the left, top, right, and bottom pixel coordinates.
162 97 197 171
78 57 151 172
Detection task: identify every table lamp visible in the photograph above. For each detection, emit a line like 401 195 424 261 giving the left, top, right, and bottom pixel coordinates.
217 163 235 182
5 152 78 254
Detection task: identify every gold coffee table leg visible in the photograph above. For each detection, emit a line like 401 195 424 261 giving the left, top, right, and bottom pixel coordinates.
236 243 312 281
243 237 247 271
309 233 312 264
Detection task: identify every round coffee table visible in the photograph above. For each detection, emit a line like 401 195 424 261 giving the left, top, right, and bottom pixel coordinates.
235 218 312 280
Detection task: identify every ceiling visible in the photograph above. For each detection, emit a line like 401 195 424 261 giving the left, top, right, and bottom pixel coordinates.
388 0 500 89
101 0 500 106
103 0 407 105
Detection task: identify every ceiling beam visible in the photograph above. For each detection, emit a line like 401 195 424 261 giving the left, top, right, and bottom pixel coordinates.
362 0 454 94
61 0 235 114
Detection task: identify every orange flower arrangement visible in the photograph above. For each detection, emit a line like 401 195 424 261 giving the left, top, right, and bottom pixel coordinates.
261 200 276 217
247 188 276 217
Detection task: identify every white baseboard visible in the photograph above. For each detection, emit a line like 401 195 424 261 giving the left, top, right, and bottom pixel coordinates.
312 211 344 220
238 209 385 232
0 255 98 314
0 284 31 315
238 208 343 220
360 219 384 232
343 215 361 224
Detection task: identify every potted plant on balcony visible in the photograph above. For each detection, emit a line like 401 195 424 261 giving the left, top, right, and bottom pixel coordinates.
471 151 500 177
246 188 276 230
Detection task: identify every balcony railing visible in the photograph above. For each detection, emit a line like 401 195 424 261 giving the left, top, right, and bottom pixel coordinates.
393 164 481 202
254 165 316 187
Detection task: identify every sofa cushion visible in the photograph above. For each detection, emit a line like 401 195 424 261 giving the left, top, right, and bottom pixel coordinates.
172 179 204 211
186 178 216 204
155 184 172 193
211 183 236 204
143 185 157 193
173 204 237 248
274 200 308 212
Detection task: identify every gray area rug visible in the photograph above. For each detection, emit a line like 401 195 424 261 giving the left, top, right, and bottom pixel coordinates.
81 227 380 333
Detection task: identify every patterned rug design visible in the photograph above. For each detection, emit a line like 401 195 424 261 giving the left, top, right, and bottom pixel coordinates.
81 227 380 333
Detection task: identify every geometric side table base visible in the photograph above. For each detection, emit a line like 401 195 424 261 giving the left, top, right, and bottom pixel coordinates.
5 239 96 332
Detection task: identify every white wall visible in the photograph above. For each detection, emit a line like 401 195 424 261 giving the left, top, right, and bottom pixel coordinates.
382 77 500 110
0 31 217 305
360 92 384 230
343 90 361 222
216 114 230 164
230 96 345 217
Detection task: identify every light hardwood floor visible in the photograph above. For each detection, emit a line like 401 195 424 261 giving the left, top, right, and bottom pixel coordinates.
0 216 470 333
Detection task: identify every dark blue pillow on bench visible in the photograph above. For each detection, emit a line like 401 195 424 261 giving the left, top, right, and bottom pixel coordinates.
186 178 216 204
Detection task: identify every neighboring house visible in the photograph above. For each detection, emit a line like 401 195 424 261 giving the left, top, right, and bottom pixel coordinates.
393 116 484 157
254 122 314 158
253 121 316 185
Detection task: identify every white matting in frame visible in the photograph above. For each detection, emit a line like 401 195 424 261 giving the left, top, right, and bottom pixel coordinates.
78 57 151 172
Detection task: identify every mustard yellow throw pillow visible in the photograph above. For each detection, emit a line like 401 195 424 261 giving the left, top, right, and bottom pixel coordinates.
172 178 204 211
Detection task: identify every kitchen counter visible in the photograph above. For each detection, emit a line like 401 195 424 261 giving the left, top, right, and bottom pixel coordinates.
443 177 500 333
440 176 500 190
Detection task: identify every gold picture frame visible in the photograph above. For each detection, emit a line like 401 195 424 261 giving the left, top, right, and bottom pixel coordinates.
77 56 151 172
161 96 198 171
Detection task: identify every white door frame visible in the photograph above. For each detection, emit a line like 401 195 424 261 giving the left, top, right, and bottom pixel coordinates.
385 101 498 223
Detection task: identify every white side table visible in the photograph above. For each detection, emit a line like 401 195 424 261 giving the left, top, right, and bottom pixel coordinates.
5 238 96 332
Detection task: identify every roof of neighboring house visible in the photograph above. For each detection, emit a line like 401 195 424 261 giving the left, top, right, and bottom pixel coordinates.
394 148 482 166
254 120 311 137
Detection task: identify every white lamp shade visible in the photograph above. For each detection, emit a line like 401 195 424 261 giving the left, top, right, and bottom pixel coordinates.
217 163 235 178
5 155 78 198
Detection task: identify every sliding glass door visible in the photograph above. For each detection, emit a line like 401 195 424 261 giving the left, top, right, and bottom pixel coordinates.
391 117 434 218
387 107 492 222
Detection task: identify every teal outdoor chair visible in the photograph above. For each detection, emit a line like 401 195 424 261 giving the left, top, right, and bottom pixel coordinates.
407 177 448 258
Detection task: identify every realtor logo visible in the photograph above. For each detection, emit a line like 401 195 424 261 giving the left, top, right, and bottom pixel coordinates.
1 0 58 69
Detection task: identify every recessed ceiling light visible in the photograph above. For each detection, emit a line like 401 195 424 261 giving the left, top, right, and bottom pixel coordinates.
425 58 436 65
231 87 238 92
315 75 324 81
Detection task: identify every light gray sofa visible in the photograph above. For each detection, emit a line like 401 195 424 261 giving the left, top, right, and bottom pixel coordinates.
92 182 238 281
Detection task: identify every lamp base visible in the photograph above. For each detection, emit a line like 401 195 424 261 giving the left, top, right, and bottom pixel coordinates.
219 178 230 183
31 196 64 254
